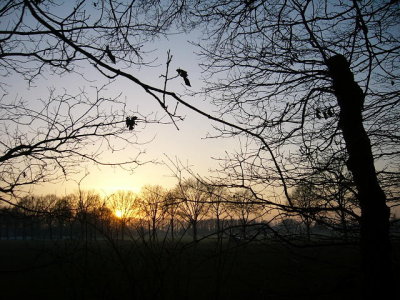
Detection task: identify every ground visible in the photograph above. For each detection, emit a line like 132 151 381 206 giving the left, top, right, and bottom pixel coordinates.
0 239 398 299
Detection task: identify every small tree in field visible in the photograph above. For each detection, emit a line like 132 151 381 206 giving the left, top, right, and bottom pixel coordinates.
207 185 229 243
290 181 321 241
176 178 209 241
139 185 166 242
109 190 139 240
163 189 181 241
228 189 261 240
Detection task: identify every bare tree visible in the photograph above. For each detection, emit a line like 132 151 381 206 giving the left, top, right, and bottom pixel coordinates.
176 178 209 241
12 194 52 239
163 1 400 296
309 154 360 240
227 189 263 240
0 86 144 203
0 1 190 126
2 2 399 296
71 190 102 240
139 185 166 242
290 181 321 241
0 0 190 207
109 190 140 240
207 185 228 243
109 190 140 219
163 188 181 241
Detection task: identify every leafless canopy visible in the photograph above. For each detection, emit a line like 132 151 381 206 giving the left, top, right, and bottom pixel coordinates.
174 0 400 211
0 0 182 202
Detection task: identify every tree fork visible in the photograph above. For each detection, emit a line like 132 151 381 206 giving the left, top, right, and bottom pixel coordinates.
327 54 393 297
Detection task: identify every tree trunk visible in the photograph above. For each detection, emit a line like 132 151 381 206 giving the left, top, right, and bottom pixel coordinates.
192 220 198 241
170 217 175 241
216 214 222 244
49 221 53 240
152 217 157 242
327 54 393 298
305 219 311 241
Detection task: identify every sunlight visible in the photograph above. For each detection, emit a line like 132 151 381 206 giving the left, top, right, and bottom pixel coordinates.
102 185 141 196
114 209 124 218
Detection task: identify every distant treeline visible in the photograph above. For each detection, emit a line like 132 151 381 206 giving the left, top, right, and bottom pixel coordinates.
1 187 399 242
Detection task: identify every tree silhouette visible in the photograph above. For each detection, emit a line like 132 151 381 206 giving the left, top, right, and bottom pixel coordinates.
169 1 399 297
163 189 182 241
228 189 261 240
207 185 229 244
0 87 143 206
176 178 209 241
0 1 188 126
0 1 163 206
305 154 359 240
139 185 166 242
290 181 321 241
1 2 399 297
109 190 140 240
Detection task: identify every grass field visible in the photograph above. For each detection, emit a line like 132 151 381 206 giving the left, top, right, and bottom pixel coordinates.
0 239 398 299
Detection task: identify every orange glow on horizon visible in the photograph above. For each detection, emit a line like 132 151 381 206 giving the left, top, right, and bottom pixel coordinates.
114 209 124 218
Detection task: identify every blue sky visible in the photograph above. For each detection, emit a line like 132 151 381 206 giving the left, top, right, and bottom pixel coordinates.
5 30 240 196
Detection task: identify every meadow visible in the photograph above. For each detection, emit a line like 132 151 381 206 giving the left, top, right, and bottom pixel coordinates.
2 238 396 299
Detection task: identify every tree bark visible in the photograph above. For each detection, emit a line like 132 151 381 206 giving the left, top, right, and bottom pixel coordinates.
327 54 393 298
170 217 175 241
152 217 157 242
192 220 198 241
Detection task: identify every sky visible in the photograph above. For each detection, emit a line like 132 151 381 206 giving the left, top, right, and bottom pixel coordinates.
4 1 397 213
6 30 239 197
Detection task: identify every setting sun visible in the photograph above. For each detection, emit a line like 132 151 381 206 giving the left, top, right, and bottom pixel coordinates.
114 209 124 218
